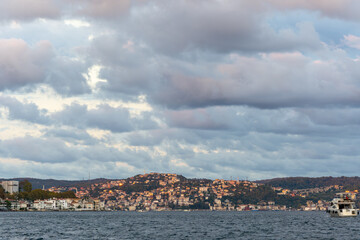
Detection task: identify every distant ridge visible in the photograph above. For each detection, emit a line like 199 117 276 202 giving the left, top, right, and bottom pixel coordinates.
0 173 189 190
256 176 360 190
3 175 360 190
0 178 113 190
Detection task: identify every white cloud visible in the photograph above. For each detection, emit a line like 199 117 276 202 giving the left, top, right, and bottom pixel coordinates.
83 65 108 92
64 19 91 28
343 34 360 50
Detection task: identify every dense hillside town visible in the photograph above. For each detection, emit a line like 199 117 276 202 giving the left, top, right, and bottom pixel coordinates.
1 173 359 211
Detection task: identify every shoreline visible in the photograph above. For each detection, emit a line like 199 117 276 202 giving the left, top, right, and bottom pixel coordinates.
0 209 325 212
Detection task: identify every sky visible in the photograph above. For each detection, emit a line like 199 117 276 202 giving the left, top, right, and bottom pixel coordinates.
1 0 360 180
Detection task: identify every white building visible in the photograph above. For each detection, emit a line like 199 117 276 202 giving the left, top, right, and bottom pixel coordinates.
1 181 19 194
33 199 58 210
31 198 105 211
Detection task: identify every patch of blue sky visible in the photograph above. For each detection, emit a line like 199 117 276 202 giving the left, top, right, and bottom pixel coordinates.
266 9 360 57
266 10 316 31
0 19 93 57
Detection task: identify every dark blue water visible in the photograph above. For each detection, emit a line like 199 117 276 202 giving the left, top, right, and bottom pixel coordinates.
1 211 359 239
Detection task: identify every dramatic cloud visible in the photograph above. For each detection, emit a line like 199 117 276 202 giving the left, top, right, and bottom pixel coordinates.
126 1 321 54
152 51 360 109
1 0 360 180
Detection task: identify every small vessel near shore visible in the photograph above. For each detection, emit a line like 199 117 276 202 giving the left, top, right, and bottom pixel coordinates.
327 192 359 217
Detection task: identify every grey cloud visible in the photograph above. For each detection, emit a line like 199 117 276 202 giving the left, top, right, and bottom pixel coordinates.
0 134 153 173
86 32 342 111
0 0 60 21
3 0 360 181
163 106 360 138
132 132 340 179
0 152 147 180
0 96 50 124
0 136 79 163
82 145 154 169
0 95 158 133
125 128 205 147
0 0 130 22
87 34 159 95
131 112 160 130
47 57 91 96
126 1 321 54
0 37 90 96
82 5 325 109
73 0 131 19
52 102 87 126
0 39 53 90
52 103 158 132
299 108 360 126
165 109 228 130
152 51 360 109
156 132 360 179
125 131 164 147
86 104 132 132
99 66 157 96
44 127 97 145
2 119 360 179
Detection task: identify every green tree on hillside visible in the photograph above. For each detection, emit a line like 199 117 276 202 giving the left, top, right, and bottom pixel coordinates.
20 180 32 193
5 200 11 210
0 185 5 199
26 189 76 201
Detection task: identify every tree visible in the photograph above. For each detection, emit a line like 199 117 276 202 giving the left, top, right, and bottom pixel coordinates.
59 191 76 199
5 200 11 210
0 185 5 199
28 189 48 201
20 180 32 193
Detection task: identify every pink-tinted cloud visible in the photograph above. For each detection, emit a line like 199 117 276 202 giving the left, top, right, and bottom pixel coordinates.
0 39 53 89
269 0 360 21
153 51 360 109
166 109 227 130
72 0 132 19
343 34 360 50
0 0 60 21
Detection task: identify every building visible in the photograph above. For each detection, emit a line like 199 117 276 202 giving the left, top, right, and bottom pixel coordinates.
1 181 19 194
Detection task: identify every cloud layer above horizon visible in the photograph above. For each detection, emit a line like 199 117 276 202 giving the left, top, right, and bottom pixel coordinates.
1 0 360 180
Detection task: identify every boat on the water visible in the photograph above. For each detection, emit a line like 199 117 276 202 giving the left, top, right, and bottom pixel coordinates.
326 192 359 217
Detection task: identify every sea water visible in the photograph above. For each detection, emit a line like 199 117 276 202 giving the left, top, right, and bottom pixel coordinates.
1 211 359 239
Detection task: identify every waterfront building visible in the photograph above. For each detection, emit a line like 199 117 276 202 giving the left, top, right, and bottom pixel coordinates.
1 181 19 194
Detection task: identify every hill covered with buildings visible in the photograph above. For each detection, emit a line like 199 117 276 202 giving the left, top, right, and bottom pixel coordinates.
2 173 360 211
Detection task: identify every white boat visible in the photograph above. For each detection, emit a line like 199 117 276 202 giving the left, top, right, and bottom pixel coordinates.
327 192 359 217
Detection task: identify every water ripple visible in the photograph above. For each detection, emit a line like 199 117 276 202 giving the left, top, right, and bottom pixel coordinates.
1 211 360 239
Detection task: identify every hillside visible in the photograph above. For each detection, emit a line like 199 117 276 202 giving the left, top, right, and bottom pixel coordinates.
257 176 360 190
0 178 111 190
3 175 360 191
4 173 360 210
